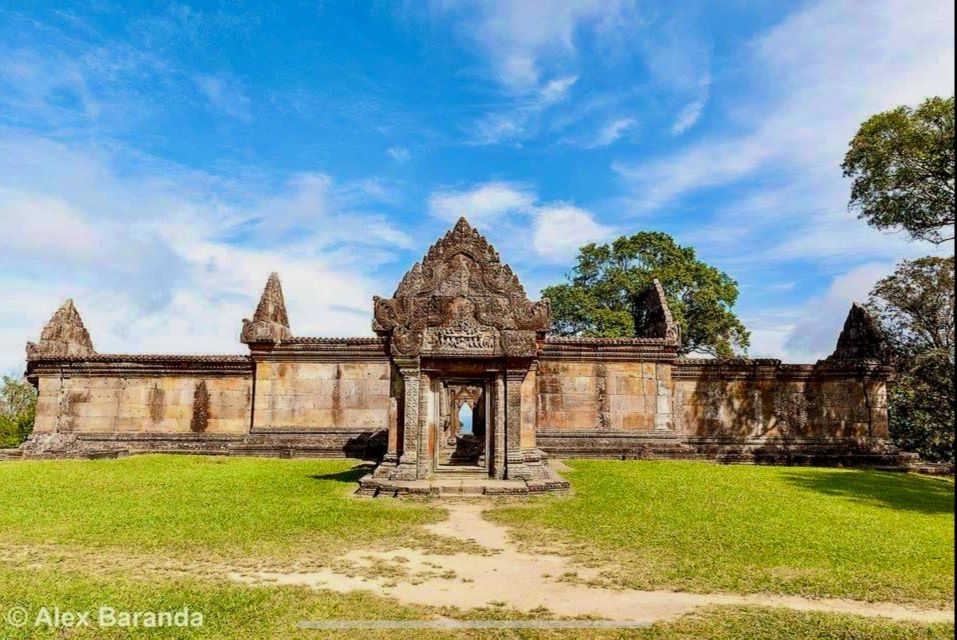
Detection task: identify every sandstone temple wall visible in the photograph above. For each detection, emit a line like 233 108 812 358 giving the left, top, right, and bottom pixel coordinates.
672 360 890 441
21 223 902 468
251 361 391 432
25 356 255 456
35 373 252 435
535 361 671 431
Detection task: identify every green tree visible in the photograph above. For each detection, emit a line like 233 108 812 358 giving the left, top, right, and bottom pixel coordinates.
842 96 955 244
866 257 955 462
543 232 750 357
0 375 37 448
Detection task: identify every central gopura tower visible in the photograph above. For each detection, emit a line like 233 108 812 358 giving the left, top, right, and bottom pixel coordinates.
370 217 553 482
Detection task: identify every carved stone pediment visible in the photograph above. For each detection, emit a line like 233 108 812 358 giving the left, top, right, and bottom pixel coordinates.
374 218 550 358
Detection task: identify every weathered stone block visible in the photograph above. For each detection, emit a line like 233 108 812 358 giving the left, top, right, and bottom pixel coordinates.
622 413 654 430
614 377 646 395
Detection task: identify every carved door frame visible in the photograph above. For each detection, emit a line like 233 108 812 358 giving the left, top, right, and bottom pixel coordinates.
430 375 491 473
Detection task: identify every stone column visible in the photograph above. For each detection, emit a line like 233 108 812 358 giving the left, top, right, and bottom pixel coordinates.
378 362 402 467
388 357 421 480
505 364 533 480
491 372 507 479
416 372 432 478
380 394 400 467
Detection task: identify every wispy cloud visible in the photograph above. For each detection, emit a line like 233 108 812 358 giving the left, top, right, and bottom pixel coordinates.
612 0 955 360
671 90 708 135
433 1 647 145
469 74 579 145
433 0 636 93
586 117 636 148
194 73 252 122
617 0 954 212
387 146 411 161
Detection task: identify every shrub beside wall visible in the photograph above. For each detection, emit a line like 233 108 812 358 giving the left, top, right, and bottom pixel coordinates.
0 376 36 448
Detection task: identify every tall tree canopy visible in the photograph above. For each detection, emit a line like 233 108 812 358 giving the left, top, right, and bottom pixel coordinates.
543 232 749 357
842 96 955 244
866 256 955 462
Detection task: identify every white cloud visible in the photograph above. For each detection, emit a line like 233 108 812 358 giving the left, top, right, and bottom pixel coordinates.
782 262 896 361
428 182 535 222
671 93 707 135
435 0 635 93
435 1 644 144
194 73 252 122
588 117 636 147
532 204 612 262
0 131 407 372
538 75 579 105
427 181 610 263
469 75 579 145
742 263 895 361
387 146 411 161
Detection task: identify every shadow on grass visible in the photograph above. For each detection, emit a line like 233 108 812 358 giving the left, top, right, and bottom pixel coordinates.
308 463 375 484
782 469 955 515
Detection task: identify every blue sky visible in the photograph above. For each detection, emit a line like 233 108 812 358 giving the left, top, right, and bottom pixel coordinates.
1 0 953 371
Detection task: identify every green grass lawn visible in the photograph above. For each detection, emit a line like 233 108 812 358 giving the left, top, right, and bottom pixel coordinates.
0 455 952 638
488 460 955 606
0 455 441 560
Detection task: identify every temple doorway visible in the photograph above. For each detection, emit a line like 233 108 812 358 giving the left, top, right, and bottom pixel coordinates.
437 379 487 469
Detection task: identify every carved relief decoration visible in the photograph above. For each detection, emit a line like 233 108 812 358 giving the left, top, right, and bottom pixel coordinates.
373 218 550 357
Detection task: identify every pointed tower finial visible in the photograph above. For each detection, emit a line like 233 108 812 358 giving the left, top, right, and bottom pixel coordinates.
634 279 680 343
241 272 293 344
26 298 96 358
827 302 886 361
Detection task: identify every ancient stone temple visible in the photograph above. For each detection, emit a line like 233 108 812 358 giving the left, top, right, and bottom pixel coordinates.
23 218 902 492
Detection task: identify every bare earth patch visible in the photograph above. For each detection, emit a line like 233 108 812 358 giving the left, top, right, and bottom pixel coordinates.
228 502 956 625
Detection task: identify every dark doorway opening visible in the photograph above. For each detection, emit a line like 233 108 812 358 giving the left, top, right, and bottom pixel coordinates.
439 380 487 468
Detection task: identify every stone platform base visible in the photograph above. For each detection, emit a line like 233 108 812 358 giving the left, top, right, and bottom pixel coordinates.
356 466 570 497
18 430 388 460
18 431 915 471
535 431 910 467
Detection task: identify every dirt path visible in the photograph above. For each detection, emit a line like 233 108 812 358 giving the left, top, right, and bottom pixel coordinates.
229 502 955 625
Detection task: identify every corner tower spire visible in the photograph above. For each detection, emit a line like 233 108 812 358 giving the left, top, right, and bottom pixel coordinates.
634 279 680 344
827 302 886 361
26 299 96 358
241 272 293 344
